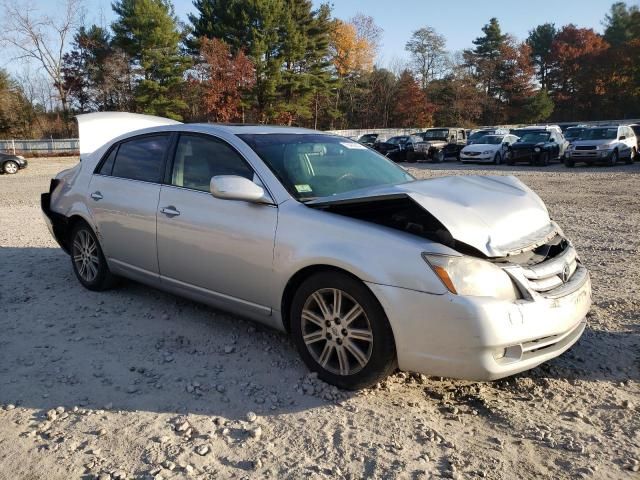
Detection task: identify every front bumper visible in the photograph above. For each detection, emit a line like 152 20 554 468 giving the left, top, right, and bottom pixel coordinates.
460 153 492 162
567 150 612 162
366 271 591 381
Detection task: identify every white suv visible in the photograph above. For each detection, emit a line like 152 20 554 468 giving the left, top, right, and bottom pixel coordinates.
565 125 637 167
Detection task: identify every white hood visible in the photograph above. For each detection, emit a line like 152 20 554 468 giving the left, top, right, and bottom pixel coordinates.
77 112 181 156
308 175 554 257
462 143 501 154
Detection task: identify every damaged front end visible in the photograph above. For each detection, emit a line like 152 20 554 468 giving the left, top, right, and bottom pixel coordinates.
306 175 588 301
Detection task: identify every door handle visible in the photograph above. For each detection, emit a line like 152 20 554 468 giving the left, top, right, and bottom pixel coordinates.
90 191 103 201
161 206 180 217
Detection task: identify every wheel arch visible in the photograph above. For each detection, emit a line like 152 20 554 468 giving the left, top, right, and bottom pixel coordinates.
280 264 392 338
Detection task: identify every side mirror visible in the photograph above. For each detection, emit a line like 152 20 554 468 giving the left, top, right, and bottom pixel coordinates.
549 137 555 142
619 135 626 140
210 175 271 204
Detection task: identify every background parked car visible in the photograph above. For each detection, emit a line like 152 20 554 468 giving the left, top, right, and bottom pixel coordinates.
414 127 467 162
563 126 587 143
466 127 510 145
0 152 28 174
565 125 636 167
373 135 423 162
506 127 567 166
460 134 519 164
357 133 387 147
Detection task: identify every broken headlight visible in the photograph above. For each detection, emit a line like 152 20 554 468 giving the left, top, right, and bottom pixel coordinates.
422 253 519 301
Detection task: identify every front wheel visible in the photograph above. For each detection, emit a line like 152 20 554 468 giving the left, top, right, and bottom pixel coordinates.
626 147 636 164
3 160 18 174
608 150 618 166
290 272 397 390
493 152 501 165
565 158 575 168
70 223 117 291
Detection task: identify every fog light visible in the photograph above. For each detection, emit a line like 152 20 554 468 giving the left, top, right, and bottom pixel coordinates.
493 348 507 360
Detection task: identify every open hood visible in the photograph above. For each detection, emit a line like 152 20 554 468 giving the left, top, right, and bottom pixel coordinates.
307 175 555 258
77 112 181 156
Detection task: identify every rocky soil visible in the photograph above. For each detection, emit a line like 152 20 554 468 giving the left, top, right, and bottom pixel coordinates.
0 157 638 479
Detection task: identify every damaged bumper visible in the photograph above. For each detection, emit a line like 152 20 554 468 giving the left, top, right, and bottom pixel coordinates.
367 267 591 381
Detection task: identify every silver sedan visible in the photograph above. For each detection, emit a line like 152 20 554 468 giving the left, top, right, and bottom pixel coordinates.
42 113 591 389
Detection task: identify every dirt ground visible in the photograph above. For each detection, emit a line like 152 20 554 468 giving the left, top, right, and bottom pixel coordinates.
0 157 638 480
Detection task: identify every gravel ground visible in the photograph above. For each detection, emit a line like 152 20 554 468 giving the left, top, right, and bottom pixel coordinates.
0 157 639 480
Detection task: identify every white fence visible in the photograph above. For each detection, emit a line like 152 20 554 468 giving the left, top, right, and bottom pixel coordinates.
326 128 424 139
0 138 79 155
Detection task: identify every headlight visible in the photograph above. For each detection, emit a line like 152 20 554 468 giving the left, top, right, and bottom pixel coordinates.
534 147 541 152
482 150 492 155
597 144 612 150
422 253 519 301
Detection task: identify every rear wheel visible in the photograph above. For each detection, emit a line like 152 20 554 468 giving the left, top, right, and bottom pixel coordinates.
290 272 397 390
70 223 117 291
3 160 18 174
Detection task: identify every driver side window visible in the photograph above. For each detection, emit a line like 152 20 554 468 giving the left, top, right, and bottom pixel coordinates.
171 134 254 192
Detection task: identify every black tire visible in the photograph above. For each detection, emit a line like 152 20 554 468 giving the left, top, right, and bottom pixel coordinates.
406 151 415 163
3 160 19 174
493 152 501 165
625 147 635 164
70 222 117 291
565 158 575 168
290 272 397 390
608 150 618 166
541 152 549 166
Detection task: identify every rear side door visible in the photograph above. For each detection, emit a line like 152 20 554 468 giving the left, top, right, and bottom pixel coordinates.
156 133 278 317
88 134 170 282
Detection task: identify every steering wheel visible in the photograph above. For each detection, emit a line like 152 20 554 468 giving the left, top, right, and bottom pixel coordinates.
336 172 357 187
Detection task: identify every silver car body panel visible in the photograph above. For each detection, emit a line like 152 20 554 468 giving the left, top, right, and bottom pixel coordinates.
44 113 591 380
307 175 552 258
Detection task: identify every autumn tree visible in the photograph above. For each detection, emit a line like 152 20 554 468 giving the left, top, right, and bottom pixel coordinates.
548 25 609 120
526 23 557 90
197 37 255 122
405 27 448 88
112 0 189 120
329 19 375 77
0 0 82 131
392 70 432 127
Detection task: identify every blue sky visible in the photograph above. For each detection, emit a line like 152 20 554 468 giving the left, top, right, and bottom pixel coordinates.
2 0 634 72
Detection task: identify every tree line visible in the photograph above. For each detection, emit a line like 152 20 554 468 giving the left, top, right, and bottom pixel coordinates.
0 0 639 139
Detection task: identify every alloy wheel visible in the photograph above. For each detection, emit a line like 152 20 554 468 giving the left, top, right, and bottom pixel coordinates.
301 288 373 376
72 229 100 283
4 161 18 174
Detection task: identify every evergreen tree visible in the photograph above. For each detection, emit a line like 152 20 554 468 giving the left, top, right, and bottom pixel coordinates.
526 23 557 90
112 0 189 120
603 2 639 46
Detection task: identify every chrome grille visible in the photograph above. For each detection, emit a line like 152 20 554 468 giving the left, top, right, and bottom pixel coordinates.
521 244 579 294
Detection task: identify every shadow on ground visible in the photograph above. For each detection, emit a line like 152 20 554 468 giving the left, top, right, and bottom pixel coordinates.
1 246 637 420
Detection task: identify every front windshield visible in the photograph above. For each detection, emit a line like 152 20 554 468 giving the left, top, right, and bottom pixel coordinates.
469 130 491 140
519 132 550 143
387 136 407 145
238 134 414 201
482 135 504 145
565 128 584 140
421 129 449 139
358 134 377 143
582 128 618 140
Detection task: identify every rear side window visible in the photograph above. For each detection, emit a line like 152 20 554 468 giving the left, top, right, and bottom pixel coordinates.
111 135 169 183
98 146 117 175
170 134 254 192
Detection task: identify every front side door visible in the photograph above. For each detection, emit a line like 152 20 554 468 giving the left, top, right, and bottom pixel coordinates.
88 134 170 281
156 133 278 316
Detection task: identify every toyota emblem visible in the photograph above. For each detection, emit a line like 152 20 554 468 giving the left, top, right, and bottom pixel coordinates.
560 263 571 282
